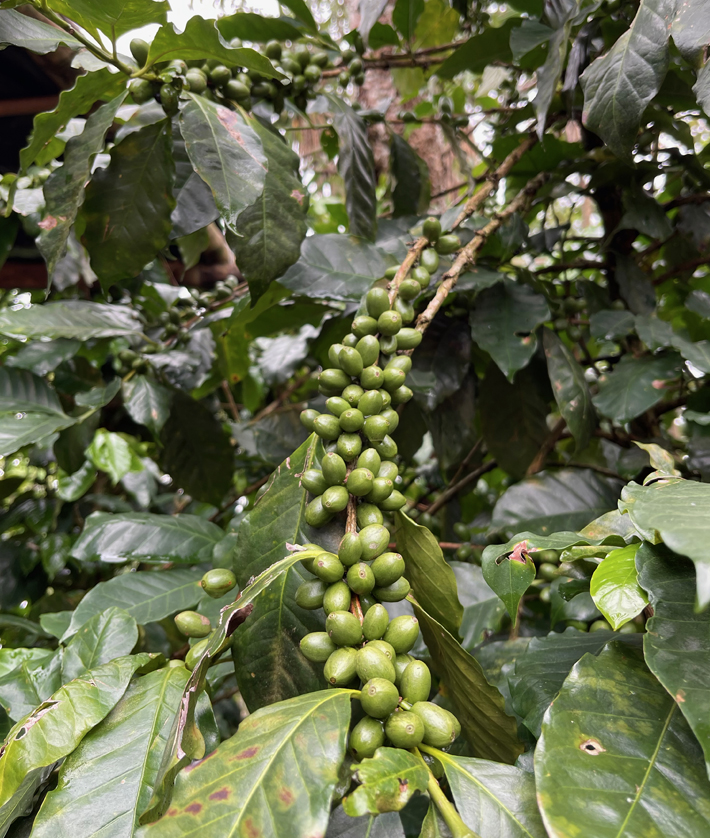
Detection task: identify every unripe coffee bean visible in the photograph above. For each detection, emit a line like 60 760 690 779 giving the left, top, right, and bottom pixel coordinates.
352 315 378 337
398 278 421 301
313 414 340 440
360 678 400 718
322 485 349 512
359 524 390 560
175 611 211 638
327 343 345 369
339 532 363 567
358 389 384 416
378 311 402 335
295 579 327 609
410 701 461 747
364 415 389 442
396 329 422 350
422 216 441 243
312 552 344 583
336 433 362 462
323 581 352 614
319 368 350 392
339 347 364 376
201 568 237 598
367 640 396 661
347 467 374 497
363 603 389 640
366 287 390 319
420 248 439 273
185 637 209 670
300 631 336 662
393 653 414 686
380 408 399 434
324 647 358 685
374 576 411 602
400 660 431 703
356 646 396 683
372 435 398 459
371 552 405 586
356 336 380 367
378 461 399 480
435 233 461 254
384 616 419 653
357 504 384 528
365 477 393 504
379 490 406 511
326 610 363 646
301 468 328 495
322 452 347 485
326 396 349 416
347 562 376 595
305 496 331 527
349 716 384 760
342 384 364 406
358 448 381 473
300 408 319 431
385 710 424 748
360 365 384 390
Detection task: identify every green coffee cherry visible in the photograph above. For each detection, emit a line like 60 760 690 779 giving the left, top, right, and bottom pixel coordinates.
295 579 328 610
312 552 345 583
356 336 380 367
339 408 364 433
339 532 363 566
383 367 407 392
360 365 384 390
324 646 358 685
336 433 362 462
300 408 319 431
359 593 377 613
327 344 344 370
340 347 364 376
378 311 402 335
589 619 612 632
342 333 359 348
347 562 376 595
359 524 391 560
323 485 349 512
363 603 389 640
385 710 424 748
367 639 396 661
185 637 209 670
396 328 422 350
374 577 411 602
383 616 419 653
410 701 460 747
387 355 412 373
384 265 399 278
305 496 331 527
400 660 431 703
394 298 415 324
128 78 153 103
538 563 559 581
300 632 336 662
352 315 378 337
379 491 406 511
398 278 421 301
313 414 341 440
367 287 391 319
302 469 328 494
422 216 441 243
360 678 400 719
378 461 399 481
326 396 349 416
566 620 589 632
209 64 232 85
323 581 352 614
372 435 398 459
365 477 394 504
390 386 414 405
358 389 384 416
380 408 400 434
357 504 385 528
364 415 389 442
411 266 431 288
175 611 212 638
380 335 398 355
420 248 439 273
319 368 350 392
159 84 179 116
349 716 385 760
393 653 414 686
326 610 364 646
129 37 150 66
356 646 396 683
371 552 405 586
435 233 461 254
358 448 381 473
322 452 347 485
201 568 237 599
347 467 375 497
342 383 365 406
224 80 250 101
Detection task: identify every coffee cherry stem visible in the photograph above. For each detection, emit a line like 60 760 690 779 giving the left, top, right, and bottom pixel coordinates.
350 592 364 625
413 747 480 838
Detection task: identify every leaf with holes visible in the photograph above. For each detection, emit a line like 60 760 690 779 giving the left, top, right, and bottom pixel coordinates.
589 543 647 630
343 748 428 817
535 642 710 837
482 542 537 620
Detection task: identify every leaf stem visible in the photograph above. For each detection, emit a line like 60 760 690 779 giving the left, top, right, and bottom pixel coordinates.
412 747 480 838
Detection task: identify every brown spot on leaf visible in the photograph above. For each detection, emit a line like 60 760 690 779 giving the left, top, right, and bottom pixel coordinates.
676 690 686 703
398 778 409 793
278 787 295 806
243 817 261 838
38 215 58 231
580 738 605 755
291 188 306 206
232 745 260 761
209 787 231 801
184 802 202 814
507 541 530 564
167 808 178 817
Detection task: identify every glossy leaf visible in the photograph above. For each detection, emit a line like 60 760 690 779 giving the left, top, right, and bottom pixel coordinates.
45 0 169 39
179 95 267 234
62 606 138 683
589 543 646 629
217 12 302 43
535 22 574 139
231 434 327 711
672 0 710 62
0 653 155 837
695 62 710 115
280 233 385 301
593 354 681 423
637 541 710 776
83 119 175 289
0 652 61 722
0 301 142 340
411 597 523 763
86 429 142 485
419 803 451 838
139 690 350 837
390 134 430 217
542 328 595 451
580 0 675 159
31 664 188 838
482 546 536 620
230 117 308 302
535 642 710 837
0 9 80 53
123 375 171 435
437 19 515 77
394 511 463 636
434 750 546 838
454 563 507 652
470 281 549 381
326 807 405 838
343 748 428 817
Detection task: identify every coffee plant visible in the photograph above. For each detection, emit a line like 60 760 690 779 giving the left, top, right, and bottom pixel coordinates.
0 0 710 834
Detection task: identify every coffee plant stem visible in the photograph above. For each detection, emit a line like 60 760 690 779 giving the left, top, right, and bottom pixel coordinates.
414 748 481 838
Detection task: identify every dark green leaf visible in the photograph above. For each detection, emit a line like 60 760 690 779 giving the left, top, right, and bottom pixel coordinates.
437 19 517 77
394 512 463 635
123 375 171 434
580 0 675 159
31 664 188 838
279 0 317 31
469 280 549 381
620 185 673 239
61 607 138 682
453 563 507 651
390 134 430 217
280 233 385 301
0 216 17 272
45 0 169 39
542 328 595 451
359 0 389 44
180 95 267 235
534 642 710 837
482 546 536 620
510 19 554 60
637 541 710 777
217 12 302 42
589 543 647 629
343 749 428 816
592 353 680 424
434 751 546 838
159 390 233 506
56 460 97 502
70 508 223 566
672 0 710 63
83 120 175 289
230 117 308 302
589 309 635 341
392 0 425 41
695 61 710 115
368 22 400 50
138 690 350 836
411 598 523 763
326 807 405 838
0 9 80 53
231 434 329 711
419 803 451 838
0 652 61 722
0 300 141 340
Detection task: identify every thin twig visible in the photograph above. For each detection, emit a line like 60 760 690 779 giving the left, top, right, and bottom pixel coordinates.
427 460 497 516
526 417 567 476
652 255 710 285
221 380 240 422
251 371 311 423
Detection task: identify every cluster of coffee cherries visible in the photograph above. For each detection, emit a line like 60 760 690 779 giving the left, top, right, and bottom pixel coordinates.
173 568 239 668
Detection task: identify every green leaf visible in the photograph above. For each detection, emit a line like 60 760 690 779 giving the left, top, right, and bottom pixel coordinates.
138 690 350 836
47 0 169 38
620 478 710 606
0 9 80 53
368 22 400 50
39 612 72 639
231 434 328 711
469 280 550 381
394 511 463 636
620 184 673 240
534 17 575 139
86 428 142 485
542 328 595 451
64 568 203 640
507 627 636 738
229 117 308 302
83 119 175 289
434 751 547 838
437 19 517 77
637 541 710 777
411 598 523 763
491 469 621 538
359 0 389 44
0 653 155 837
589 543 647 629
280 234 385 302
159 390 233 506
343 749 428 816
510 19 554 61
217 12 302 43
694 60 710 115
671 0 710 63
390 134 430 218
592 353 680 423
0 300 142 340
454 562 507 652
0 649 53 681
279 0 318 31
61 607 138 683
534 642 710 837
0 652 61 722
56 460 97 502
31 664 188 838
482 544 536 620
327 807 405 837
71 511 225 565
0 216 17 272
123 375 172 434
580 0 675 159
147 15 283 77
392 0 424 42
419 803 450 838
180 95 267 235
